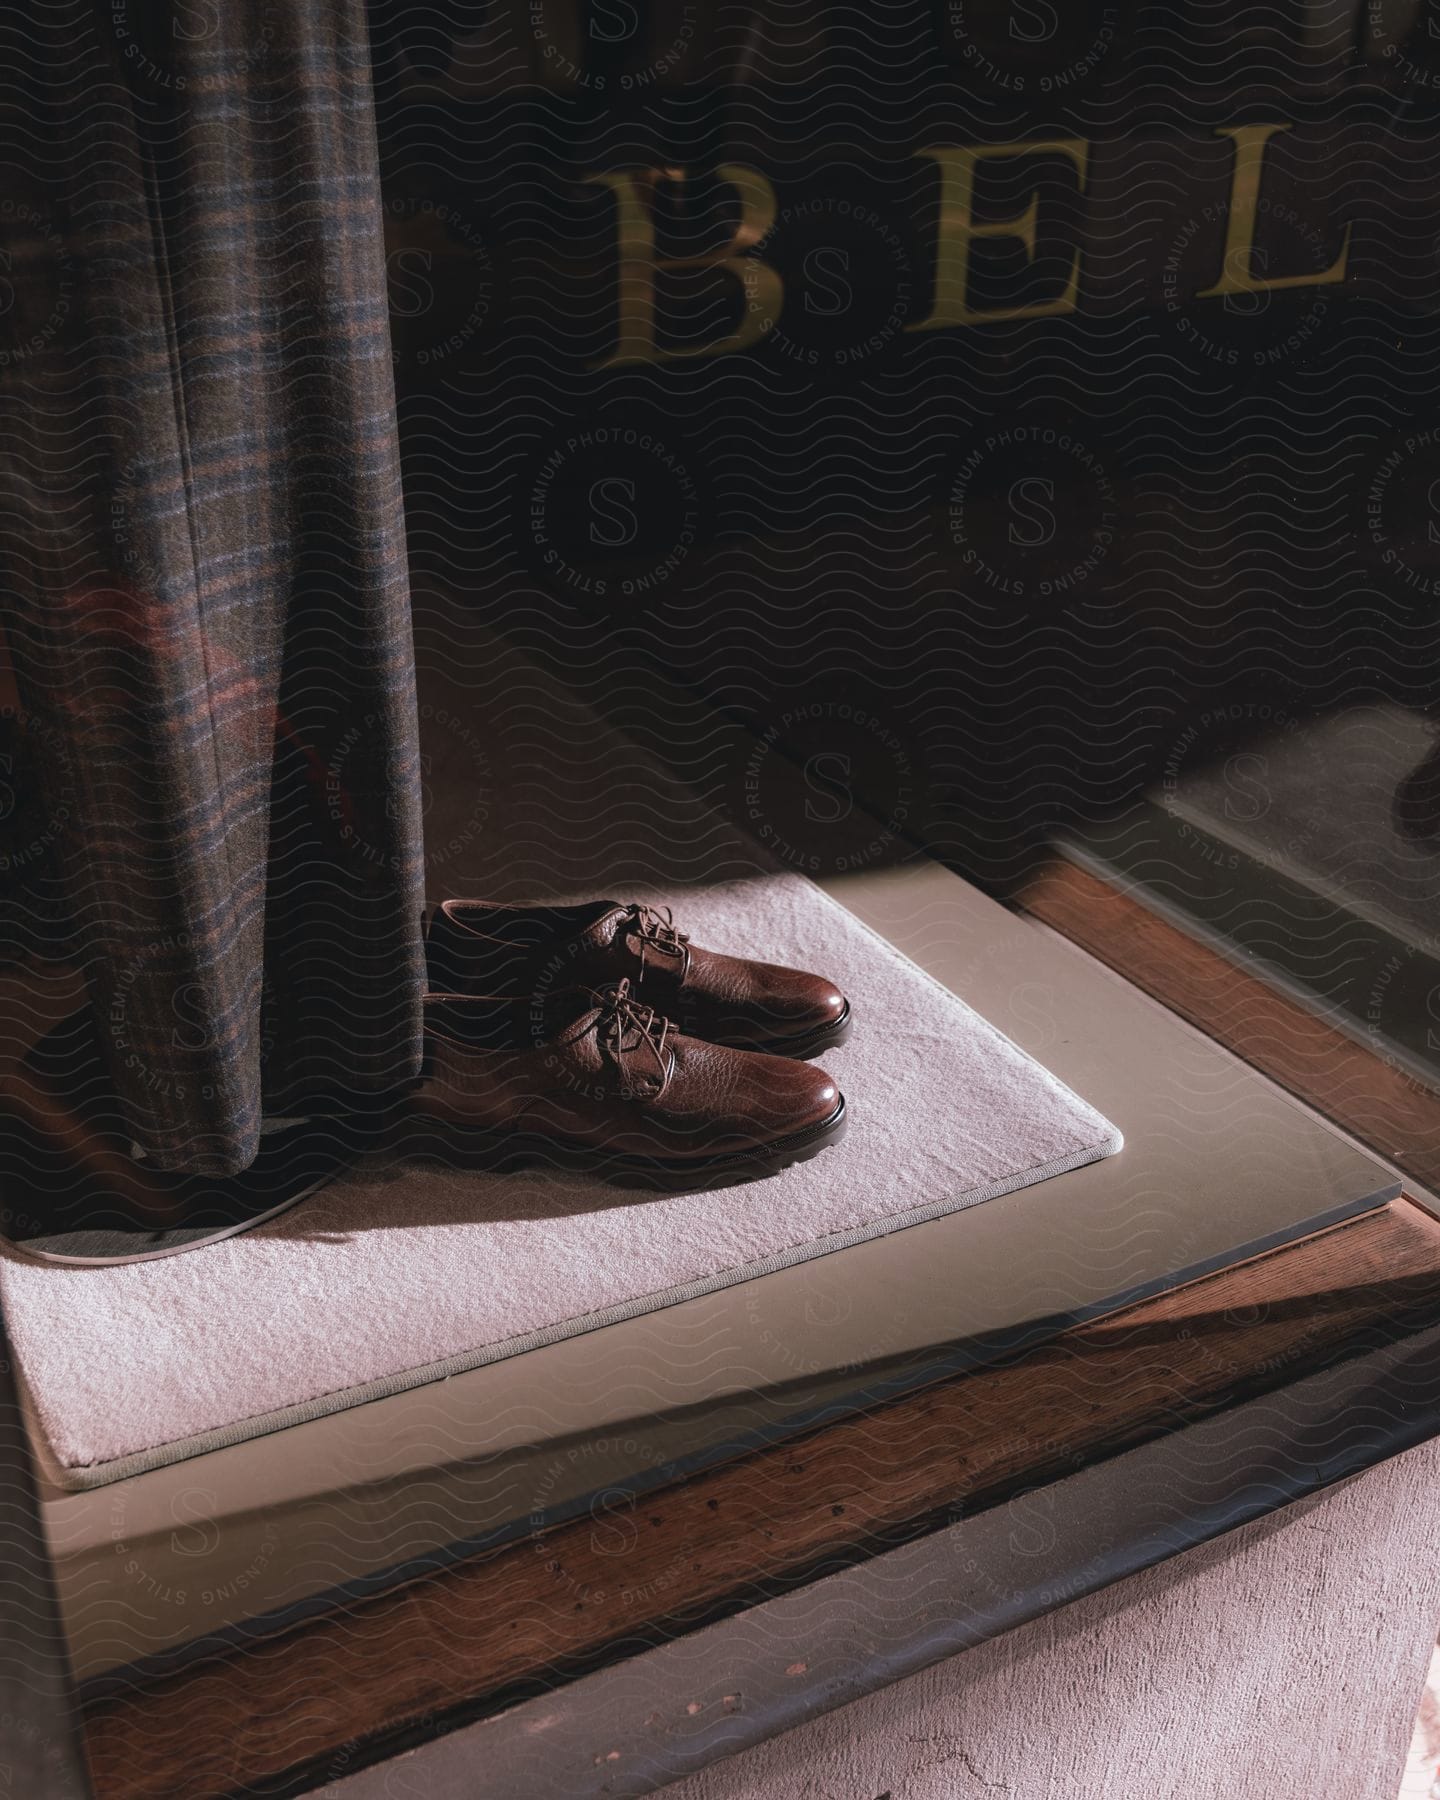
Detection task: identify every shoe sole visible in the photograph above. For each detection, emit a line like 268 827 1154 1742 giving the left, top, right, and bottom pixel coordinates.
707 998 853 1062
396 1094 848 1191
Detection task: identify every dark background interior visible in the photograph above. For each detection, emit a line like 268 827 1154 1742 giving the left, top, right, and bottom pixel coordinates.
368 0 1440 894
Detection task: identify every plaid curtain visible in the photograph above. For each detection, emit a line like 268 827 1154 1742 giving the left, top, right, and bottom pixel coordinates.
0 1 424 1175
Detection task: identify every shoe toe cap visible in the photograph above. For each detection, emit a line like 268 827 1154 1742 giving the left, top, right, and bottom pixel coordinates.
774 1058 841 1133
749 968 849 1043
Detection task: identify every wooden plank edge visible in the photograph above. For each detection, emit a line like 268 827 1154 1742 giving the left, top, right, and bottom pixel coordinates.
82 1197 1440 1800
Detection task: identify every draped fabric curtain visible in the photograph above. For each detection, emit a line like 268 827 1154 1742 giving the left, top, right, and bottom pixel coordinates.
0 1 424 1175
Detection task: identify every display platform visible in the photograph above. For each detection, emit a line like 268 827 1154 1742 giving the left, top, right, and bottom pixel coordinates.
35 603 1401 1689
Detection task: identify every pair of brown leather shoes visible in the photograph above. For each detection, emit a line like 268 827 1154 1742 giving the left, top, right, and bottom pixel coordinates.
412 899 850 1186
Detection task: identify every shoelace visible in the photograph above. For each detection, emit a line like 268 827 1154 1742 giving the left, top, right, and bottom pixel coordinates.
623 903 692 981
592 978 674 1101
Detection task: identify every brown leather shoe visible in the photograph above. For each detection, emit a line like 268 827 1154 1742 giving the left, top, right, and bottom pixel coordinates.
426 899 850 1058
407 983 846 1187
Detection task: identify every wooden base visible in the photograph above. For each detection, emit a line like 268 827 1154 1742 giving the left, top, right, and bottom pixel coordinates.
82 1196 1440 1800
1020 857 1440 1197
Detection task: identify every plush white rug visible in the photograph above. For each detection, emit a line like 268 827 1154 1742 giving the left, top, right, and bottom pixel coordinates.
0 872 1118 1488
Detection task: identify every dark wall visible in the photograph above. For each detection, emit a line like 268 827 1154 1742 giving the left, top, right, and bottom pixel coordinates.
370 0 1440 889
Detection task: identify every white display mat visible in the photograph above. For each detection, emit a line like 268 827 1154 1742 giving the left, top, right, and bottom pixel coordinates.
1 872 1119 1489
